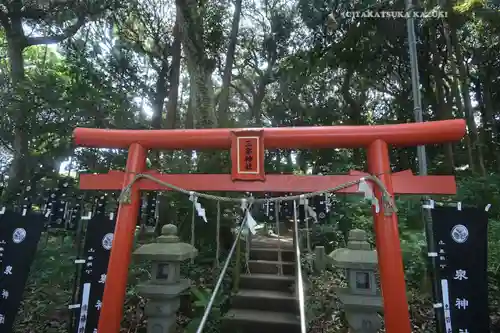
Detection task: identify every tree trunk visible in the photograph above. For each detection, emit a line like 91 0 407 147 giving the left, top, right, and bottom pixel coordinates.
156 17 183 234
479 76 500 172
429 27 454 173
250 40 277 126
149 62 169 169
217 0 243 127
341 68 363 166
5 18 29 200
449 24 486 175
151 63 169 130
440 22 474 171
395 95 411 171
251 67 273 126
176 0 217 128
165 18 182 130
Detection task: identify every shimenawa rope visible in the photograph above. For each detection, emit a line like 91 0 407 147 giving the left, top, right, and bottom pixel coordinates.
117 173 398 215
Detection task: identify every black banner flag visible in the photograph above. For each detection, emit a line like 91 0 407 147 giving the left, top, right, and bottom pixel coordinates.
66 194 84 231
73 214 115 333
264 194 276 222
0 211 44 332
279 194 293 221
298 201 305 223
312 194 328 223
430 205 490 333
145 192 157 227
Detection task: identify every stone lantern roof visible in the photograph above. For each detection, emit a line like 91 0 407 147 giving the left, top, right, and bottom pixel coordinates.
329 229 378 270
134 224 198 262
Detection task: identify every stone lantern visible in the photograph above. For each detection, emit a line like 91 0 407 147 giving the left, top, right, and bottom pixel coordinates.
133 224 198 333
329 229 383 333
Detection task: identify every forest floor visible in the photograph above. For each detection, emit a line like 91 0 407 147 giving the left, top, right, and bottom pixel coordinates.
12 233 500 333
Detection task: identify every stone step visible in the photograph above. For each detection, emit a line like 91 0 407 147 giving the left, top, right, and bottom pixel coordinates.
240 273 295 293
248 260 295 275
250 236 294 249
232 289 298 313
249 247 295 262
222 309 301 333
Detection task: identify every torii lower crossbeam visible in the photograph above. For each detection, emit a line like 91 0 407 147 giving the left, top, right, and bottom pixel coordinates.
73 119 466 333
79 170 457 194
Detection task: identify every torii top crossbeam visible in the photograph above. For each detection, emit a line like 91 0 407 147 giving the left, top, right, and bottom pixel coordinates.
74 119 465 149
73 119 466 333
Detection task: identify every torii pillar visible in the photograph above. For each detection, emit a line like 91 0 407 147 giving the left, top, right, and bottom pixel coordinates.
73 119 466 333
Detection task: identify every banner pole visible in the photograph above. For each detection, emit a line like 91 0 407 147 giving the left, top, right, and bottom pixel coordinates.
422 199 444 333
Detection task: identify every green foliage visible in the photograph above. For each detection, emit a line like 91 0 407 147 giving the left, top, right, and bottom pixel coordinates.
184 286 228 333
306 270 346 332
14 237 76 333
454 0 488 13
399 229 428 288
457 175 500 272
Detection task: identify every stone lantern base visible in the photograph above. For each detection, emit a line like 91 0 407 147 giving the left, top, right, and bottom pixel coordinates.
137 279 191 333
345 311 382 333
147 317 177 333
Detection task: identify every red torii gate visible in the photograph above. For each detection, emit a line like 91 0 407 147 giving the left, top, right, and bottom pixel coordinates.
73 119 466 333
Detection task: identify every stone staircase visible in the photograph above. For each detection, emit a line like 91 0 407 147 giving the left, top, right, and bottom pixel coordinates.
222 236 301 333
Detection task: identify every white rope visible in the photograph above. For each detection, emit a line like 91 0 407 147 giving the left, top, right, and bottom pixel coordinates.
191 197 195 264
276 200 283 276
117 173 397 214
241 201 253 275
303 195 311 253
245 231 250 274
215 201 220 268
